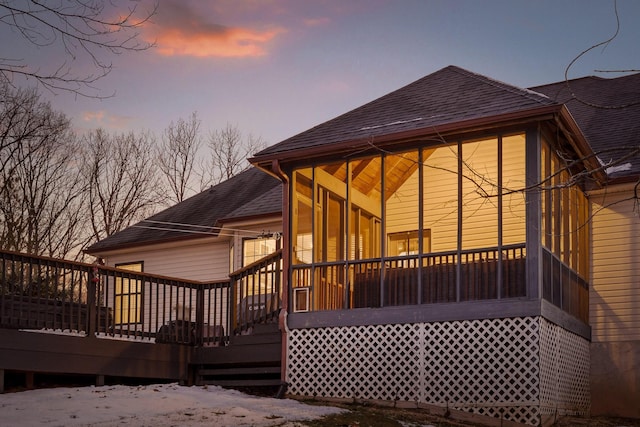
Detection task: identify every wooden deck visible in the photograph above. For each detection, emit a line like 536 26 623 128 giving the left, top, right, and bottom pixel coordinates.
0 249 284 393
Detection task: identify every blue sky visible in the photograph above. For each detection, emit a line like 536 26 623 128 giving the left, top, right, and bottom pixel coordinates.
3 0 639 147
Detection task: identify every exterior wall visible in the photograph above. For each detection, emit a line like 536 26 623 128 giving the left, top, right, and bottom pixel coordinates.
93 218 282 340
590 185 640 418
101 238 230 282
98 238 231 336
590 341 640 418
286 316 589 426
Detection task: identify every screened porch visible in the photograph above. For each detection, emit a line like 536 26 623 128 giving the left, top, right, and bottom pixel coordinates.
288 130 590 324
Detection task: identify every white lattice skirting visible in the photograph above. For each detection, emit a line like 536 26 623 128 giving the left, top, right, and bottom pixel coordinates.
286 316 590 426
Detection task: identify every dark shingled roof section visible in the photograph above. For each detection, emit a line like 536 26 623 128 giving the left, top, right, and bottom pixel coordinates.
221 184 282 222
531 73 640 180
86 167 281 253
254 65 556 158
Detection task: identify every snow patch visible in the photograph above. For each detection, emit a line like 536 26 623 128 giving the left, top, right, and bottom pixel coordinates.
606 162 633 175
596 156 633 175
0 383 345 426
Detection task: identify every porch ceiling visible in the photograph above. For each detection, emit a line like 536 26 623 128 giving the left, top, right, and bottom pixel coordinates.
319 152 419 202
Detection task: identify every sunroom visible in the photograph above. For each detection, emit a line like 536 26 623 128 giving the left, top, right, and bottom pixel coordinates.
251 66 596 426
288 128 590 325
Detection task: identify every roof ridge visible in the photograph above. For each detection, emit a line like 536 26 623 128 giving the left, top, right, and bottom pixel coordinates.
449 65 551 104
531 72 640 90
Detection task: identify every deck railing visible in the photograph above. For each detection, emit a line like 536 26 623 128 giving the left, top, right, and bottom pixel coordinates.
292 243 527 310
230 249 283 334
0 249 284 346
542 248 589 323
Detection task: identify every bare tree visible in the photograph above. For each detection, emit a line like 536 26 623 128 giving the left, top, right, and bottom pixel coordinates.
0 83 55 174
82 129 161 244
0 84 85 258
156 112 202 204
564 0 638 109
202 123 266 187
0 0 156 96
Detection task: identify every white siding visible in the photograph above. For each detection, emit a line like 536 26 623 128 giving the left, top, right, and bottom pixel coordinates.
590 186 640 342
461 139 499 249
385 168 419 236
502 134 526 245
103 238 230 281
424 146 459 252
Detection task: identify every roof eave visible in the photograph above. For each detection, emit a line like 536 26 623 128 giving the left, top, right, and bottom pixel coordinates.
250 105 562 171
218 210 282 225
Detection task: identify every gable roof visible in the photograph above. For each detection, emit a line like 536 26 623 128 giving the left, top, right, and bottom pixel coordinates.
251 65 558 164
85 167 281 254
530 73 640 180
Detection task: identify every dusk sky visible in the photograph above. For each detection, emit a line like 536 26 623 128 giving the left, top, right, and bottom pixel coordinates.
4 0 639 147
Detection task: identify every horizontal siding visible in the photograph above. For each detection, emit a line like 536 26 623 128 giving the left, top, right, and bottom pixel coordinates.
424 147 458 253
105 239 230 282
501 135 526 246
590 189 640 343
386 168 419 236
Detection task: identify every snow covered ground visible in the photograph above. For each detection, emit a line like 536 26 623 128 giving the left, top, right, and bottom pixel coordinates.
0 383 345 427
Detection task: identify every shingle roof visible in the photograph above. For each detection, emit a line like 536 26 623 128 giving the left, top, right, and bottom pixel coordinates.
88 66 640 254
85 167 281 254
530 73 640 179
220 184 282 222
253 65 557 159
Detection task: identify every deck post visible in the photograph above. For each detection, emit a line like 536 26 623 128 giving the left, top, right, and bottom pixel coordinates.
525 126 541 300
195 287 204 346
25 372 34 389
86 265 98 338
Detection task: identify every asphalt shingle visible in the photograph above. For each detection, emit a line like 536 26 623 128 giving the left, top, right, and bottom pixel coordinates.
86 167 281 253
254 65 556 158
531 73 640 179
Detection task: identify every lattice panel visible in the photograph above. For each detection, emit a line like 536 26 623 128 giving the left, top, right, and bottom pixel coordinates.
287 324 422 401
287 317 549 426
422 318 540 425
539 319 590 421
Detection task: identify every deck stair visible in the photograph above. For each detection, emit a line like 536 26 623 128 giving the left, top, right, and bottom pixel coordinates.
192 322 283 389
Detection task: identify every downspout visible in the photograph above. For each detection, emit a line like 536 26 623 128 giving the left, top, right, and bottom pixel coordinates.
271 159 290 396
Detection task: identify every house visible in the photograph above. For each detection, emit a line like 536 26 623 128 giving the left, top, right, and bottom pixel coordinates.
86 167 283 280
85 167 283 331
248 66 640 425
0 168 285 393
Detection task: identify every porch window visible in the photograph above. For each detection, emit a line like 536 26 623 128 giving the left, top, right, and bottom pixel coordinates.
293 169 313 264
540 139 589 322
114 261 142 325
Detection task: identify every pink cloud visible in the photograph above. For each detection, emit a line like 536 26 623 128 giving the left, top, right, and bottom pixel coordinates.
144 0 286 58
152 26 286 58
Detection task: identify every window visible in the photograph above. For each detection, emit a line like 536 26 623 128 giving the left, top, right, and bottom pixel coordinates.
293 170 313 264
114 262 142 325
243 237 278 266
387 230 431 256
